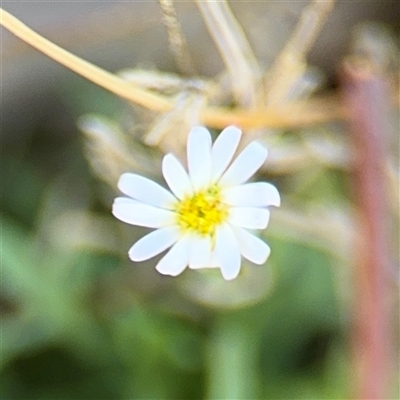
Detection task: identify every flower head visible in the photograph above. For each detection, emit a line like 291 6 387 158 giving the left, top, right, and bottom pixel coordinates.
112 126 280 280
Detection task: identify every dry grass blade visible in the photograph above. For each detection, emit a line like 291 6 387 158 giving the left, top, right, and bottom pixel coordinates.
265 58 309 107
158 0 197 76
280 0 336 60
264 0 336 106
119 68 210 96
79 115 154 186
145 91 206 157
0 9 171 111
0 7 346 129
271 206 353 262
203 93 346 129
195 0 261 107
46 211 120 253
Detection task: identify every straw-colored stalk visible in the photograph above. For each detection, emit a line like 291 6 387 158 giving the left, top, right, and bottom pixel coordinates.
0 8 346 130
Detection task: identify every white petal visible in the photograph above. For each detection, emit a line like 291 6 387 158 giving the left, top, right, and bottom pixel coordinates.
189 235 213 269
118 173 177 209
156 235 190 276
112 200 175 228
214 223 241 280
223 182 281 207
232 227 271 264
128 226 180 261
228 207 270 229
208 251 220 268
219 141 268 186
211 126 242 181
162 154 193 199
187 126 212 190
114 197 140 205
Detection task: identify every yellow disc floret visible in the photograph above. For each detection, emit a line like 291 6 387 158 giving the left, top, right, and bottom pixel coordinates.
175 185 229 236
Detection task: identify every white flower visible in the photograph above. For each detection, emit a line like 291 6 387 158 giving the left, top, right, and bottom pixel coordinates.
112 126 280 280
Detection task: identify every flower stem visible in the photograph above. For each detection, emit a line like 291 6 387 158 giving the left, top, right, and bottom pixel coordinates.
341 57 393 399
206 316 259 400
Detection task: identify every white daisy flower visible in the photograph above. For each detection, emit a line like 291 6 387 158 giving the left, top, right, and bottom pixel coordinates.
112 126 280 280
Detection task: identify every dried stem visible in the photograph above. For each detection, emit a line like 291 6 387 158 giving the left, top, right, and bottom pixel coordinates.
158 0 197 76
280 0 336 60
1 7 346 129
341 57 393 400
0 9 170 111
265 0 336 106
195 0 260 107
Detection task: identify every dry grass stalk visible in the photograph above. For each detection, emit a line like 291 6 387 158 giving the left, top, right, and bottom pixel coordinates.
158 0 197 76
0 7 346 129
195 0 261 107
145 91 206 156
79 115 155 186
272 206 353 262
0 9 170 109
119 68 210 95
264 0 336 106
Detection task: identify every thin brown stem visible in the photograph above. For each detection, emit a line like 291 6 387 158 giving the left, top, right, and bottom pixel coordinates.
341 57 393 400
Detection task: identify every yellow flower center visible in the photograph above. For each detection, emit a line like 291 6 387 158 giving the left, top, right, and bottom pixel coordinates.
175 185 229 236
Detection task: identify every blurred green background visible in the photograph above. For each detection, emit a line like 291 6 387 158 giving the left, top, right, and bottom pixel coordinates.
1 2 398 399
0 84 348 399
